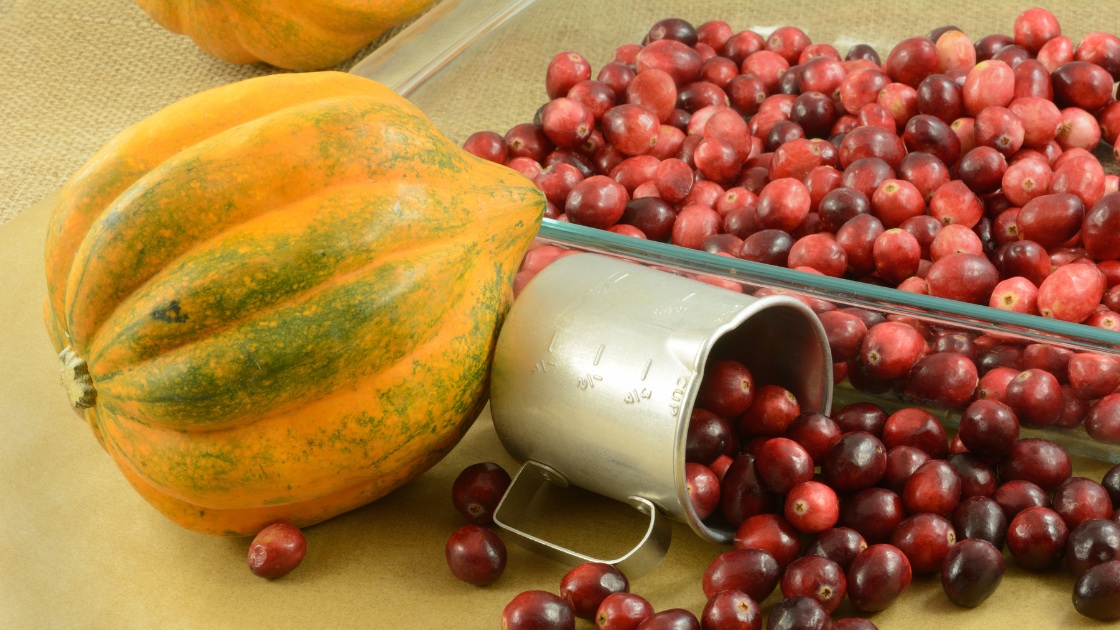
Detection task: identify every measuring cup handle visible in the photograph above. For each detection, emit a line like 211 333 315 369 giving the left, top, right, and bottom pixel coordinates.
492 460 672 579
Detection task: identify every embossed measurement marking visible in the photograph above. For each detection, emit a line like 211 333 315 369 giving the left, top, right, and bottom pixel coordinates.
653 304 687 315
668 374 691 416
578 374 603 389
548 331 558 353
533 360 557 374
593 344 605 366
623 388 653 404
641 359 652 381
589 271 629 294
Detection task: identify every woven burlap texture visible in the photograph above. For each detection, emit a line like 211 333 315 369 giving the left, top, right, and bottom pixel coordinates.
0 0 424 227
1 0 1116 228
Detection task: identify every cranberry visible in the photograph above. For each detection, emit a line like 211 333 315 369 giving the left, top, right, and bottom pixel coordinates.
1007 506 1069 570
598 62 637 97
1001 438 1072 493
932 331 978 362
504 591 575 630
687 462 721 520
734 514 801 569
1016 193 1084 250
879 409 946 460
700 591 761 630
859 322 922 380
1088 394 1120 444
1074 31 1120 78
1075 560 1120 620
741 51 790 93
871 181 926 230
817 187 871 233
882 446 930 494
841 157 896 200
930 181 984 230
1053 61 1114 111
1105 464 1120 508
974 34 1015 62
1055 385 1091 429
247 522 306 579
1069 519 1120 578
1055 108 1102 152
780 555 847 613
785 413 842 466
890 513 957 574
597 593 653 630
603 105 661 157
949 453 997 499
902 460 961 515
840 488 906 544
697 359 756 418
996 480 1052 524
840 125 907 170
823 431 888 492
556 563 628 620
1069 353 1120 399
846 544 912 611
846 44 881 64
635 609 699 630
672 205 722 249
506 123 555 163
941 539 1004 607
765 26 810 64
878 83 919 130
953 495 1009 549
1084 193 1120 261
740 229 794 266
647 18 698 46
464 131 509 164
619 198 675 240
452 463 512 525
703 548 780 601
804 527 868 573
1054 478 1115 531
957 400 1018 460
754 438 813 495
925 253 999 304
883 37 940 88
739 385 800 437
687 409 732 466
832 402 888 437
1011 7 1060 53
785 481 840 534
765 596 831 630
870 229 920 285
565 175 629 228
720 455 777 527
963 60 1015 116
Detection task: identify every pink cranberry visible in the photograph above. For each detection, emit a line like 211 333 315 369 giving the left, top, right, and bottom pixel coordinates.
741 51 790 93
699 591 760 630
1007 506 1069 570
1056 107 1102 152
452 463 512 525
936 30 976 72
596 593 653 630
870 180 924 229
1051 155 1106 208
672 204 721 249
974 107 1024 156
547 52 592 100
536 162 584 207
941 539 1005 607
541 98 595 149
1014 7 1061 54
1069 353 1120 399
953 496 1009 549
1000 438 1072 492
963 60 1015 116
765 26 810 64
445 524 505 585
1088 395 1120 444
1038 263 1104 323
930 224 983 261
625 70 677 123
846 544 912 611
1001 158 1051 208
950 116 977 155
989 276 1038 314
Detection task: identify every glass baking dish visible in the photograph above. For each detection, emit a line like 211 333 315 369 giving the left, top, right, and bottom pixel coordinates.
350 0 1120 463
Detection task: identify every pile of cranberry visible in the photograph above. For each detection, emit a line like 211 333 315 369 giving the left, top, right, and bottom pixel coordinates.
468 9 1120 448
446 356 1120 627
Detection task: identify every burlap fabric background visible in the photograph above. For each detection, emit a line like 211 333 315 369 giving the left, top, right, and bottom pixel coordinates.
0 0 428 226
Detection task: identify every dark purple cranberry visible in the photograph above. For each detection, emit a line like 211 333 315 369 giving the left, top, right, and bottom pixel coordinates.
953 496 1008 549
648 18 699 47
766 121 807 152
702 549 780 601
687 410 733 465
1007 506 1069 570
846 44 882 65
1069 519 1120 578
804 527 869 573
502 591 575 630
445 525 506 585
977 345 1025 375
1053 477 1115 530
818 187 872 232
916 74 964 124
779 66 804 95
975 34 1015 62
452 463 512 525
559 562 628 620
998 438 1072 492
636 609 700 630
932 331 978 362
824 432 887 492
840 488 906 544
949 453 998 499
904 352 979 409
700 591 761 630
831 402 888 437
785 413 842 466
941 539 1004 607
765 595 830 630
846 544 913 611
791 92 839 139
1074 561 1120 620
720 454 778 527
957 399 1019 460
882 446 930 494
740 229 794 266
1104 464 1120 508
890 513 957 574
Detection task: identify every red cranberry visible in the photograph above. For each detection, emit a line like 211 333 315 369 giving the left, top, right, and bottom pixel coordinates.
1007 506 1069 570
248 523 306 579
756 438 814 495
504 591 575 630
672 205 722 249
917 74 965 124
452 463 512 525
1069 519 1120 578
1084 193 1120 261
903 460 961 515
840 488 906 544
734 514 801 569
883 446 931 494
846 544 912 611
1075 560 1120 620
949 453 997 499
1013 7 1061 53
891 513 957 574
926 253 999 304
941 539 1004 607
720 454 777 527
558 563 628 620
953 496 1008 549
620 198 675 241
780 555 847 613
1053 61 1114 111
881 408 948 460
1088 394 1120 444
804 527 868 572
603 105 661 157
841 157 896 199
785 413 842 466
975 34 1015 62
840 125 907 170
765 596 830 630
1004 369 1062 428
445 524 506 586
789 234 847 277
507 123 555 163
700 591 761 630
860 322 923 380
546 51 592 100
596 592 653 630
703 548 780 601
884 37 940 88
786 481 840 534
463 131 509 164
871 228 920 285
1001 439 1072 493
898 154 950 205
1054 478 1115 531
635 609 699 630
566 175 629 228
755 178 811 232
832 402 888 436
687 463 721 520
742 51 790 93
739 385 800 437
958 400 1019 460
932 331 978 362
598 62 637 97
903 115 961 168
697 359 755 418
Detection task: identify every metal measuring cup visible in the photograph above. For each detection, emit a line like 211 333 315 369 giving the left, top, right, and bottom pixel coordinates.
489 253 833 577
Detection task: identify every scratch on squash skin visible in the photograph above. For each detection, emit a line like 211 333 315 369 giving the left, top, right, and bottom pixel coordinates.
43 72 545 535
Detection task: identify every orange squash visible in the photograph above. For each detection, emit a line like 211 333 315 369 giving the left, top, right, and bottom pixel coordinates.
135 0 438 71
44 71 544 536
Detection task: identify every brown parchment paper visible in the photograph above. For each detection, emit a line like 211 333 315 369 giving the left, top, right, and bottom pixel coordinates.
1 194 1116 630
